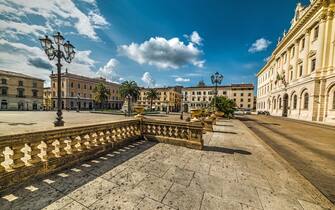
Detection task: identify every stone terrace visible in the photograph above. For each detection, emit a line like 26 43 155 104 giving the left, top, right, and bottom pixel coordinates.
0 120 333 210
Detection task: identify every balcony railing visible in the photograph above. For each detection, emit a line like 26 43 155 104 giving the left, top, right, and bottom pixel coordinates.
0 118 202 191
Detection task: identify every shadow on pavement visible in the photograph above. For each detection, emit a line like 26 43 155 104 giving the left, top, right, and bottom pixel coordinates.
203 145 251 155
213 130 238 135
0 140 157 210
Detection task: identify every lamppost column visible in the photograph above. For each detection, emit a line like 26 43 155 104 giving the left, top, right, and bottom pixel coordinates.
55 43 64 126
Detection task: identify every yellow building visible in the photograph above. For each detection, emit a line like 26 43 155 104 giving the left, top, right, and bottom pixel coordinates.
138 87 182 112
0 69 44 110
50 70 122 110
256 0 335 124
182 84 254 112
43 87 52 110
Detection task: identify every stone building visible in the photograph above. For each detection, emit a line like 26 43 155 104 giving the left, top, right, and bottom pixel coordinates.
256 0 335 124
138 86 182 112
50 70 122 110
182 84 254 112
43 87 52 110
0 69 44 110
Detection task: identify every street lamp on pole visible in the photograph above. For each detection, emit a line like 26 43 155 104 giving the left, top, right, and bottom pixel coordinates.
39 32 75 127
211 72 224 111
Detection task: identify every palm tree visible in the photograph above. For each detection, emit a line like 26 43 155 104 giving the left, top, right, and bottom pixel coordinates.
119 81 140 115
93 83 110 110
146 88 159 111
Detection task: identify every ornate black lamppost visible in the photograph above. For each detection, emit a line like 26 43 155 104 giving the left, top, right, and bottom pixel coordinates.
211 72 224 111
39 32 75 127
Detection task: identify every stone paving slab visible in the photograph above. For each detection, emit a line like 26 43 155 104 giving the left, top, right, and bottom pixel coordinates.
0 119 334 210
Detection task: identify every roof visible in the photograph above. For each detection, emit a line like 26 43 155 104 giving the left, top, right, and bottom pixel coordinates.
50 72 120 86
182 84 254 90
0 69 44 81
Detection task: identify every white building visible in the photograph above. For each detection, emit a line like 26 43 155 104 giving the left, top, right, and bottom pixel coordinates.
256 0 335 124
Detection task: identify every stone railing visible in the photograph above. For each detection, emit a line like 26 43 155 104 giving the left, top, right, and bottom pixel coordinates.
142 119 203 150
0 119 141 191
0 118 203 191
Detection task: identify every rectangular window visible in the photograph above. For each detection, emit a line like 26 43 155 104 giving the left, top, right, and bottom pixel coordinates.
299 65 303 76
311 59 316 72
18 81 23 86
1 79 7 84
33 82 37 88
314 26 319 40
240 93 244 96
301 38 305 50
32 90 38 97
290 71 293 80
1 87 8 96
291 47 295 58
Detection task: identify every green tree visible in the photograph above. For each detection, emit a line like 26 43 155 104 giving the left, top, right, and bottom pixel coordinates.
146 88 159 111
93 83 110 109
210 96 236 118
119 81 140 115
119 80 140 100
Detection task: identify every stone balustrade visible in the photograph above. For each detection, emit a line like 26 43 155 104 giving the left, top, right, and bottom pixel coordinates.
142 119 203 150
0 118 203 191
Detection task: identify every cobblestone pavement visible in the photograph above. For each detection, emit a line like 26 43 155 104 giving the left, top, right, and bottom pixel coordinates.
0 120 333 210
239 115 335 204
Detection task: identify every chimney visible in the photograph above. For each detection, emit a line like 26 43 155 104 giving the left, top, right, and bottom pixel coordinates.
65 68 68 74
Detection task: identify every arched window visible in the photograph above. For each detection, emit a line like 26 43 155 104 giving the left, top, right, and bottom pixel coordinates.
279 98 282 109
274 99 276 109
293 95 297 109
303 93 309 109
332 91 335 110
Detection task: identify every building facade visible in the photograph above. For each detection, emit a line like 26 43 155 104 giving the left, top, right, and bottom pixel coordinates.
256 0 335 124
50 71 122 110
0 70 44 110
182 84 254 112
43 87 52 110
137 87 182 112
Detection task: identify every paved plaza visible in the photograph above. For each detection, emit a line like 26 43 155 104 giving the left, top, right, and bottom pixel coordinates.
0 111 186 136
0 119 333 210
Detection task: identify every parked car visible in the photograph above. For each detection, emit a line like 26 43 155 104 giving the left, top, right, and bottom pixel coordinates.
257 111 264 115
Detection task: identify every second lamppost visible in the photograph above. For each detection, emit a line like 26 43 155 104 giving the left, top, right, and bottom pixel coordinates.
40 32 75 127
211 72 224 111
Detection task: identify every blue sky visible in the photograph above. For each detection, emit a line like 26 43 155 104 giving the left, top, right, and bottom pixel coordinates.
0 0 310 87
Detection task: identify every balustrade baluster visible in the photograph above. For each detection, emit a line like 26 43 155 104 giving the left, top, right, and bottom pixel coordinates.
45 139 56 159
58 137 67 156
11 144 25 169
99 130 106 145
70 136 80 153
28 142 41 165
0 147 5 172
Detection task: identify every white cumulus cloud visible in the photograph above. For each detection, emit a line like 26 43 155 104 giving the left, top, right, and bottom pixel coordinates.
175 77 190 82
248 38 271 53
118 36 205 69
141 72 156 87
0 0 108 40
96 58 120 82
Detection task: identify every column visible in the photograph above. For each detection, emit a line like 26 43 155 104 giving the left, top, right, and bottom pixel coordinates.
303 29 311 76
316 14 327 73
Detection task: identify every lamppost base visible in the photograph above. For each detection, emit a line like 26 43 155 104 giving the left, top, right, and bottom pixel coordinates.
54 120 64 127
